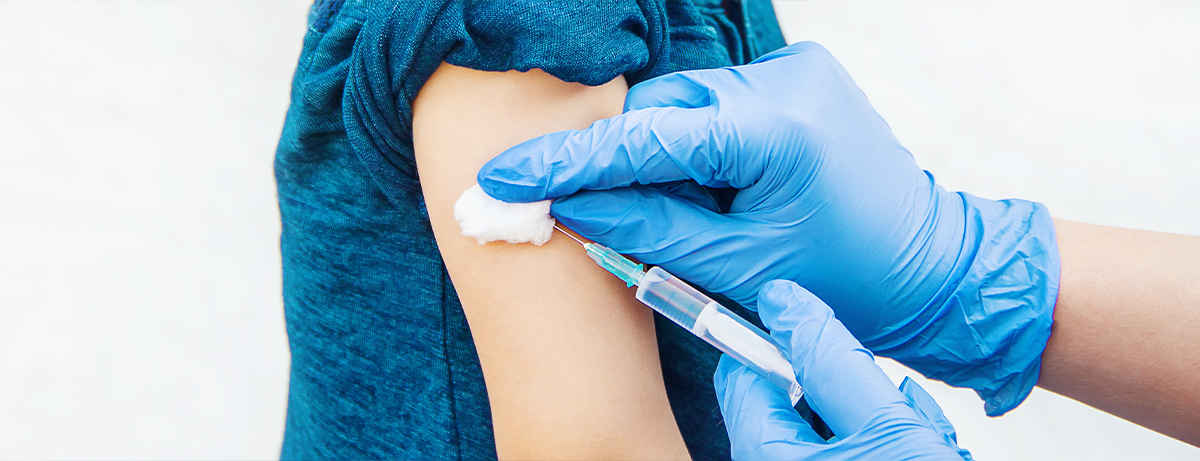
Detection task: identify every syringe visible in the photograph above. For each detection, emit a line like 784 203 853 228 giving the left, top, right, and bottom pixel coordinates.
556 226 804 405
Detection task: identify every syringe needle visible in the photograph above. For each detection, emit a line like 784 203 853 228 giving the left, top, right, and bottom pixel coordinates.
553 225 586 246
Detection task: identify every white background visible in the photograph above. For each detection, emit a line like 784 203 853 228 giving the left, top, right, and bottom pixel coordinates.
0 1 1196 459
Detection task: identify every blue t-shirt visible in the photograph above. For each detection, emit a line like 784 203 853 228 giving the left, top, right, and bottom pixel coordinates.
275 0 786 459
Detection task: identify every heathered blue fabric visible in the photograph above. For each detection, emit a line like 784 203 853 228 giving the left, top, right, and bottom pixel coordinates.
275 1 786 459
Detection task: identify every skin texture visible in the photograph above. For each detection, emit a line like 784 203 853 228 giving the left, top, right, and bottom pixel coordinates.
412 63 690 460
1040 219 1200 446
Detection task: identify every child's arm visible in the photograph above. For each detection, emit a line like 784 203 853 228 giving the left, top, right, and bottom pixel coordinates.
412 63 690 460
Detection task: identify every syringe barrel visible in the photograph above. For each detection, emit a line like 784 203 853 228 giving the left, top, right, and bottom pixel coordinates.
634 266 708 329
635 266 804 404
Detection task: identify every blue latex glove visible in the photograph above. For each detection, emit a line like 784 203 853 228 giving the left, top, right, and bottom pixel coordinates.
478 41 1060 416
716 280 973 461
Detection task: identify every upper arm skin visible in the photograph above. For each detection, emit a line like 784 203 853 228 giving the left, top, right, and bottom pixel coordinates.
413 63 690 460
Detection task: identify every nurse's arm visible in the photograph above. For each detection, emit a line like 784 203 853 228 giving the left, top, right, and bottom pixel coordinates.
412 63 690 460
1040 219 1200 446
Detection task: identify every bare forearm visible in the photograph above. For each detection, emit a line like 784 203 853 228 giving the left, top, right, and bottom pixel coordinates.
1039 218 1200 445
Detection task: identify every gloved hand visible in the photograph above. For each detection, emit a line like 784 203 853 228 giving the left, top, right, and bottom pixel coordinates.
716 280 972 461
477 41 1060 415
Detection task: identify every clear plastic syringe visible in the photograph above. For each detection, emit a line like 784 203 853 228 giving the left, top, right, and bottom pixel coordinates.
556 226 804 405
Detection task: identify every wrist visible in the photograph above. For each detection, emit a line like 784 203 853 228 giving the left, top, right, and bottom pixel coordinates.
869 192 1060 416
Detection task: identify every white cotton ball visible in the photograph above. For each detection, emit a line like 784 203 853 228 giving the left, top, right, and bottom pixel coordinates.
454 184 555 246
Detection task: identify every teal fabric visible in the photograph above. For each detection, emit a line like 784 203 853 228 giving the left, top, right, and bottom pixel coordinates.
275 0 786 459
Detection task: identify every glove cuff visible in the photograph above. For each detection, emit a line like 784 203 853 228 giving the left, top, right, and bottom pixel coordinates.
871 193 1060 417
